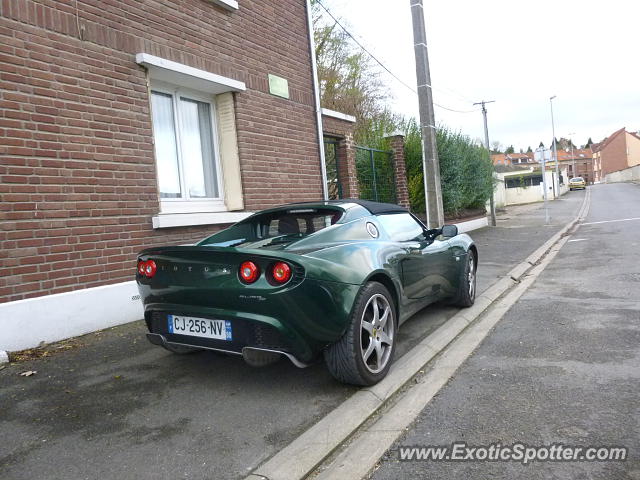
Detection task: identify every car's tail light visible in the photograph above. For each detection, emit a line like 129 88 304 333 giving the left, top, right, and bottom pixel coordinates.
239 261 260 284
137 260 157 278
271 262 291 284
144 260 157 278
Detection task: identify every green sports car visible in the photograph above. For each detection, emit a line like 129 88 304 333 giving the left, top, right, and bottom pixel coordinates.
136 200 477 386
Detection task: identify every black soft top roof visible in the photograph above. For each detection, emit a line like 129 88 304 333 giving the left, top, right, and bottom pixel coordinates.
334 199 408 215
283 199 408 215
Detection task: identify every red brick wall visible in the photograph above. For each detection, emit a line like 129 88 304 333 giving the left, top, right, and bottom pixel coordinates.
0 0 322 302
600 132 628 176
321 114 358 199
387 135 410 208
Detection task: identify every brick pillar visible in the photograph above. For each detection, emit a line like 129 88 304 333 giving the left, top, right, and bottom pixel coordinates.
387 134 410 208
336 133 359 199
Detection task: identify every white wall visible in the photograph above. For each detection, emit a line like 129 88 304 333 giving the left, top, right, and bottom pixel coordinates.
0 281 144 352
453 216 488 233
558 167 570 196
605 165 640 183
493 177 507 209
498 169 568 206
505 184 545 205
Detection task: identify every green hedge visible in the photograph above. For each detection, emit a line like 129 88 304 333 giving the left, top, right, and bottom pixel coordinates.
403 120 494 217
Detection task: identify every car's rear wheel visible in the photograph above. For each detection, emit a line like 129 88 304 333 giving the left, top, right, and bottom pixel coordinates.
450 249 476 307
324 282 397 386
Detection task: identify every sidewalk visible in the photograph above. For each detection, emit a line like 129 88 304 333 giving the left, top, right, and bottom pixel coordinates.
370 184 638 479
0 192 586 480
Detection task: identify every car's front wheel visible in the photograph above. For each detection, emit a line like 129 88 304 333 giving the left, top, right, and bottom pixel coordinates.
324 282 397 386
450 249 477 307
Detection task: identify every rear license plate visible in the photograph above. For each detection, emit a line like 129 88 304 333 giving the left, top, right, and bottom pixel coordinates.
168 315 232 341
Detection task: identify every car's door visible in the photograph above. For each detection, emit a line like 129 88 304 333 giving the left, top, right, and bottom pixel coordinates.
402 236 453 300
376 213 452 301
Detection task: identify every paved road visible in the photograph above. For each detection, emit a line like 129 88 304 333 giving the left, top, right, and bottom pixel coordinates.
371 182 640 480
0 192 584 480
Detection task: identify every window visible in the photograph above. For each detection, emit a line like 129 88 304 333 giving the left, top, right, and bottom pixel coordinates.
262 210 342 239
505 175 543 189
150 88 223 212
377 213 425 242
199 208 344 249
137 54 248 228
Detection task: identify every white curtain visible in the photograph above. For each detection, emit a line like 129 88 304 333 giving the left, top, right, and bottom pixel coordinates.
179 98 218 198
150 92 182 198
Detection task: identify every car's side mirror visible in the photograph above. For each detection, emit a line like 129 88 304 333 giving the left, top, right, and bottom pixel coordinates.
441 225 458 238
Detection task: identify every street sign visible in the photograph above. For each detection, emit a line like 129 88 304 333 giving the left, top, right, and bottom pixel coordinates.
534 148 551 163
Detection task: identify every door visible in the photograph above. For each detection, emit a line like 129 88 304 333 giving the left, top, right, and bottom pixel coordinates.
401 237 453 300
376 213 453 301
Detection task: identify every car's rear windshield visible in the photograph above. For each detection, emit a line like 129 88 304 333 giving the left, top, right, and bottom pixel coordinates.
257 209 343 238
571 177 584 181
199 207 344 248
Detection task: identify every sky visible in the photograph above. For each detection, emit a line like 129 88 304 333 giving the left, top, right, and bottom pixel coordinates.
319 0 640 151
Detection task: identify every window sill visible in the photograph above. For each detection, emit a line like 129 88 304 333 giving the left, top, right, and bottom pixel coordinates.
160 198 227 215
152 212 252 229
205 0 238 11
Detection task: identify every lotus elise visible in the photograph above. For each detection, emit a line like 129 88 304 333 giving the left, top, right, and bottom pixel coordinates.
136 200 477 385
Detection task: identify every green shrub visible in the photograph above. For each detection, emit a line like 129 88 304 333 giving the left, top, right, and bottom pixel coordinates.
403 120 494 217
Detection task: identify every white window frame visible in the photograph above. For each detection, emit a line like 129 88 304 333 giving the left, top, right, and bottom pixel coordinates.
206 0 238 10
150 81 226 215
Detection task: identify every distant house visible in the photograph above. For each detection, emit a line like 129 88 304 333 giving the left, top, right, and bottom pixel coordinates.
549 148 593 184
491 153 536 166
592 128 640 182
493 165 569 207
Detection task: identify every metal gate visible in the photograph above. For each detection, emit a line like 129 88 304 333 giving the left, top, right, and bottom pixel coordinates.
323 137 342 200
355 146 396 203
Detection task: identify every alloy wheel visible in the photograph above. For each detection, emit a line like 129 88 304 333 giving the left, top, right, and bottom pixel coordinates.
360 294 395 374
468 254 476 299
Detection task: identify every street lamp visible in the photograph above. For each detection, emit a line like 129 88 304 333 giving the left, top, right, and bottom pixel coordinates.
549 96 560 198
535 146 550 225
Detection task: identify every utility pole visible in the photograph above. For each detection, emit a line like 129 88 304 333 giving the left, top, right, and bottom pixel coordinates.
550 96 559 198
410 0 444 229
474 100 497 226
568 132 576 178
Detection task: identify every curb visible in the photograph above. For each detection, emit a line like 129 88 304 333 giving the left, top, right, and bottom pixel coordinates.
246 190 591 480
0 350 8 364
452 216 488 234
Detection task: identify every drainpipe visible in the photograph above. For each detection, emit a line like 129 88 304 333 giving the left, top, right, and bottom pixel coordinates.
305 0 329 201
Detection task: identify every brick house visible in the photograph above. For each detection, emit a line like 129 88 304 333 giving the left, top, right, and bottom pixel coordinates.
592 128 640 183
491 152 536 167
552 148 593 184
0 0 332 350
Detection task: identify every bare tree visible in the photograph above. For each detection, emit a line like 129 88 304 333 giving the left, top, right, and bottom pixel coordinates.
312 0 387 141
